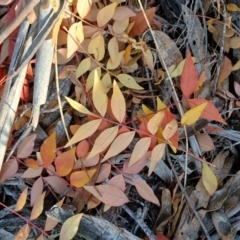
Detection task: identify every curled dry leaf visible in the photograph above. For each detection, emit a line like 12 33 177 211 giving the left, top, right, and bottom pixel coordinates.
97 2 118 27
87 126 119 159
102 131 135 162
65 119 102 147
129 137 151 167
60 214 83 240
84 185 129 206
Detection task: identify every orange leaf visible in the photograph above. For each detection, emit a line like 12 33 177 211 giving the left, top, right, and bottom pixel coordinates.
25 158 39 168
180 51 198 98
84 185 129 206
97 2 118 27
101 131 135 162
111 80 126 123
149 143 166 175
181 102 207 126
55 147 76 176
30 191 46 220
65 119 102 147
93 69 108 117
147 111 165 135
162 119 178 140
14 224 30 240
132 178 159 205
70 169 96 188
87 126 119 159
77 0 92 18
129 137 151 167
60 214 83 240
40 131 56 167
15 186 28 211
0 159 18 184
187 98 227 124
129 7 156 37
76 140 89 158
217 56 232 87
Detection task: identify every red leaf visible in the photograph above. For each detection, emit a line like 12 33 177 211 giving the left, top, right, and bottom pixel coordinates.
0 158 18 184
17 134 36 158
21 167 43 178
187 98 227 124
31 177 43 206
129 7 156 37
107 174 125 192
55 147 76 176
180 51 198 98
40 131 56 167
132 178 159 205
84 185 129 206
44 176 68 194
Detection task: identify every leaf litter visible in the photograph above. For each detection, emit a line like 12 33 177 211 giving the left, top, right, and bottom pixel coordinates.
0 0 240 239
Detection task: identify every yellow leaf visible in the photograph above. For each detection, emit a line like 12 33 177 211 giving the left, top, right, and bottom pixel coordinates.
107 50 125 69
142 104 154 120
65 119 102 147
102 131 135 162
181 102 207 126
87 126 119 159
162 119 178 140
143 48 154 71
14 224 30 240
102 72 112 92
86 67 101 91
129 137 151 167
157 97 167 111
76 57 91 78
50 0 60 12
232 60 240 71
30 191 46 220
67 22 84 58
65 96 96 116
148 143 166 175
77 0 92 18
15 186 28 211
229 37 240 49
147 111 165 135
60 214 83 240
227 3 240 11
117 74 143 90
88 33 105 61
124 44 131 64
70 169 96 188
108 37 119 63
97 2 118 27
111 80 126 123
113 18 129 34
93 69 108 117
202 162 218 196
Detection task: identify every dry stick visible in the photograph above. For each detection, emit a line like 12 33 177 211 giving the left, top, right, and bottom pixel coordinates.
212 0 226 95
136 0 190 187
0 0 39 45
122 204 156 240
165 148 211 240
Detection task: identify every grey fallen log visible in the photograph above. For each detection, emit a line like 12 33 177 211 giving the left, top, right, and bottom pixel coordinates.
45 206 141 240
